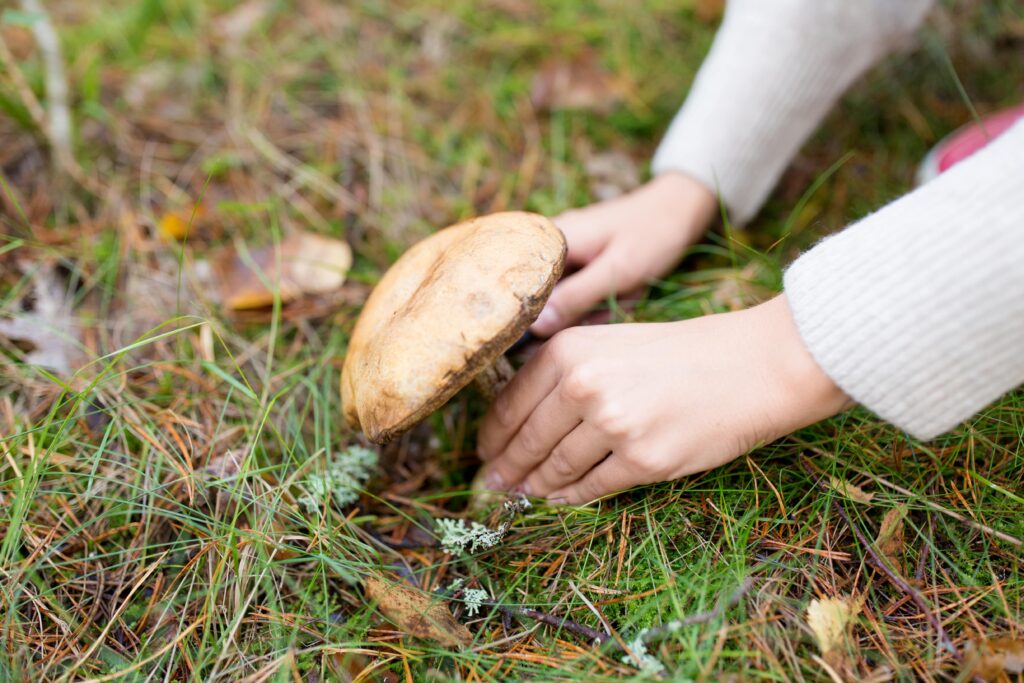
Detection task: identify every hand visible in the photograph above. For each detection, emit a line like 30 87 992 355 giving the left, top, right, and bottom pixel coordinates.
479 295 850 504
531 172 717 337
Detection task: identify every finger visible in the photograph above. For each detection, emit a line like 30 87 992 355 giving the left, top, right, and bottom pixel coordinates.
483 386 581 490
552 209 607 265
520 421 610 498
477 342 562 461
547 455 640 505
530 251 622 337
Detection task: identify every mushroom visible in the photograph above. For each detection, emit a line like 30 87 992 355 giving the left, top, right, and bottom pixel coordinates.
342 211 566 445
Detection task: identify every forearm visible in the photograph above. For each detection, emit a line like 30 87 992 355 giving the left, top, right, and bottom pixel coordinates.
653 0 934 224
784 121 1024 439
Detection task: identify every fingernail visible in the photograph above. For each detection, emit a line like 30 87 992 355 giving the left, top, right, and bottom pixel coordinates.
514 481 533 497
485 470 506 490
532 306 559 333
548 495 568 505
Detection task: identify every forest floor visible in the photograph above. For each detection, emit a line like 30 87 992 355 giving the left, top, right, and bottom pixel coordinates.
1 1 1023 680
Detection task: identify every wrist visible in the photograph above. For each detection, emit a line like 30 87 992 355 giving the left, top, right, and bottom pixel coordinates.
752 294 850 432
642 172 717 243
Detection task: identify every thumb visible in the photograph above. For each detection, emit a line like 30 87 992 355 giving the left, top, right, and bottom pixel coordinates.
531 251 622 337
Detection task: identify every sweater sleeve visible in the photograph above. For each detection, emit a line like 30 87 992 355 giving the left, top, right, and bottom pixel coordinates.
652 0 934 224
784 120 1024 439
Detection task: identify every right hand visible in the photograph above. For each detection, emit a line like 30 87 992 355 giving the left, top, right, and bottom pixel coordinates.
531 172 718 337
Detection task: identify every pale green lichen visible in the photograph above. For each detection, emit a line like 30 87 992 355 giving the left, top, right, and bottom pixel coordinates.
434 518 506 554
462 588 489 617
621 629 666 676
298 446 377 512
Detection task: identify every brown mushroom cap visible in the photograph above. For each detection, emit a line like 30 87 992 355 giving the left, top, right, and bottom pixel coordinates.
341 212 566 444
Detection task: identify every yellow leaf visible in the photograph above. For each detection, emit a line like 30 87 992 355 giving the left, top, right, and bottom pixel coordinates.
807 596 864 660
362 575 472 649
828 476 875 504
158 203 205 241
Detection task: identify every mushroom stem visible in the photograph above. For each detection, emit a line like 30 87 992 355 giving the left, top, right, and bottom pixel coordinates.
472 355 515 401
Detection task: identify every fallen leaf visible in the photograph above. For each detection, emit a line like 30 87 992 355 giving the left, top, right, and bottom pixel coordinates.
828 476 875 504
967 636 1024 681
362 574 472 649
695 0 725 23
875 504 907 572
0 261 83 375
583 149 640 201
807 595 864 669
530 49 622 113
213 229 353 310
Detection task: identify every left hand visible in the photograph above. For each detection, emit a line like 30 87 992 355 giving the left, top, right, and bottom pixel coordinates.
477 295 850 504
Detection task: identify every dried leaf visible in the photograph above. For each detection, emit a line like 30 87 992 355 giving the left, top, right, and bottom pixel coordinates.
0 261 82 375
213 229 353 310
807 595 864 668
583 149 640 201
695 0 725 23
828 476 875 504
362 575 472 649
530 49 622 113
967 636 1024 681
876 504 907 572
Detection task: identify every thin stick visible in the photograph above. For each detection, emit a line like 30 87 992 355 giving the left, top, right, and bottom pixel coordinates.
801 458 961 659
807 446 1022 548
21 0 72 169
492 601 611 644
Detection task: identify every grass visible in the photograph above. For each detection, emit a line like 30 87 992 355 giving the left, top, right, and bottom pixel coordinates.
1 0 1023 680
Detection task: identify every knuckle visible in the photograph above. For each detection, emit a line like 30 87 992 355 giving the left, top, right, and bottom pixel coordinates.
562 365 599 403
595 403 633 439
548 449 576 478
515 423 543 457
490 393 516 429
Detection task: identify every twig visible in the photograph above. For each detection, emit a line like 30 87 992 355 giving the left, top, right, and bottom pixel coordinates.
0 6 103 197
21 0 71 169
491 601 611 644
801 457 961 659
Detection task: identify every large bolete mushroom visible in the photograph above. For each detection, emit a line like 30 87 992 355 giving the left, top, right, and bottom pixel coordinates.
342 211 566 444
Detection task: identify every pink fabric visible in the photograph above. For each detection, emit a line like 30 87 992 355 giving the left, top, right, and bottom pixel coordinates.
937 105 1024 172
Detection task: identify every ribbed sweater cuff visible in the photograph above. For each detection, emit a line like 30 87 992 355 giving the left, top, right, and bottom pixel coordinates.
784 121 1024 439
652 0 931 224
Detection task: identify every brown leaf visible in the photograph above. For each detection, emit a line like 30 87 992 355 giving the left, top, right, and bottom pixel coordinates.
967 636 1024 681
362 574 472 649
695 0 725 23
0 261 83 375
213 229 353 310
828 476 875 504
530 49 622 113
876 504 907 572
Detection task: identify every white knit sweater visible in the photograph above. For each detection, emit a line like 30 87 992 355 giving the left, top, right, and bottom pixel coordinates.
652 0 1024 439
